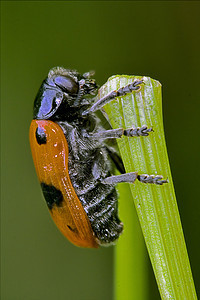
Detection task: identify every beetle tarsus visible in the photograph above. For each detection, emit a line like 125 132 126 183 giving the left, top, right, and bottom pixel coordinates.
124 125 153 137
137 174 168 185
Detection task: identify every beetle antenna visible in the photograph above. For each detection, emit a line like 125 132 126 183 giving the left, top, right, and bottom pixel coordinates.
73 79 85 106
83 70 95 79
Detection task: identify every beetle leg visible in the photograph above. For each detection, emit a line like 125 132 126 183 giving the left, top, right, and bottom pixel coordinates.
82 79 143 115
89 128 124 139
88 125 153 139
102 173 168 186
102 172 138 185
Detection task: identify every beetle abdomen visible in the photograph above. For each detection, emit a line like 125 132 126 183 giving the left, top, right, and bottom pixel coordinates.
58 121 123 245
80 185 123 245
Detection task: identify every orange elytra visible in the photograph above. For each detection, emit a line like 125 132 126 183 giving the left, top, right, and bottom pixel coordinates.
29 120 98 248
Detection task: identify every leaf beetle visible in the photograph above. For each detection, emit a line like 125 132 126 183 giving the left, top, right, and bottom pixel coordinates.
29 67 167 248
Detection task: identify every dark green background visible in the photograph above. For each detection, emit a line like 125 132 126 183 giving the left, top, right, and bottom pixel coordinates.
1 1 200 299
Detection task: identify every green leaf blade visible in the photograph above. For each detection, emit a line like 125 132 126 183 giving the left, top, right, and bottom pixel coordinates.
99 75 197 299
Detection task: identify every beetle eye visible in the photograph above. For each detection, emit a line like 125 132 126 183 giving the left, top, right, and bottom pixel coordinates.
54 76 78 94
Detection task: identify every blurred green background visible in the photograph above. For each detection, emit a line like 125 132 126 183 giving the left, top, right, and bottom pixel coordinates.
1 1 200 300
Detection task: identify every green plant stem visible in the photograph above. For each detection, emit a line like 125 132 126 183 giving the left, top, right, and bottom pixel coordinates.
115 182 147 300
99 75 197 300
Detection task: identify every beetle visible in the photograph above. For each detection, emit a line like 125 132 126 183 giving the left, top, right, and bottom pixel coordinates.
29 67 167 248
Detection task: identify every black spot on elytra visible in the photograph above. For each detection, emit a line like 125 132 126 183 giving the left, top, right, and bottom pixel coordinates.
67 225 78 233
35 127 47 145
41 183 63 209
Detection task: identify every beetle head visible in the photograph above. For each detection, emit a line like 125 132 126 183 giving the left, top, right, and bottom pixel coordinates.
33 67 98 120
